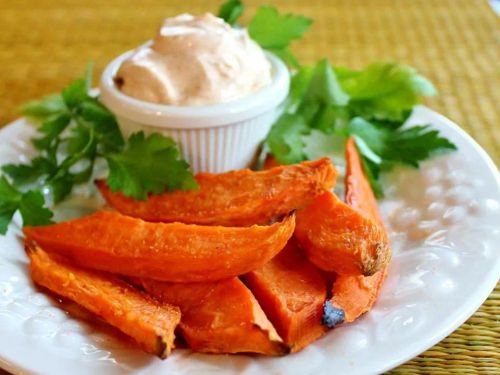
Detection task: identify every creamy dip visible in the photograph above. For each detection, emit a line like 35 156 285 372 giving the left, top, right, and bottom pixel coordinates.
115 13 272 106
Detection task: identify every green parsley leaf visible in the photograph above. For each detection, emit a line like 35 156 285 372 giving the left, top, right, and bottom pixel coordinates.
80 101 124 152
266 113 309 165
18 190 53 227
48 174 75 204
32 113 71 151
2 157 56 188
301 59 349 108
0 176 52 234
382 125 457 167
0 177 21 234
337 63 437 121
66 123 97 158
311 106 350 134
249 5 312 67
348 117 456 169
105 132 198 200
289 60 350 134
218 0 244 25
19 94 67 121
249 6 312 48
62 78 90 109
265 60 349 163
284 65 314 112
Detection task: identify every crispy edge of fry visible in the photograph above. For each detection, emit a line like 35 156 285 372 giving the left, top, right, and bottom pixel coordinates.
96 158 337 226
26 242 181 359
23 211 295 282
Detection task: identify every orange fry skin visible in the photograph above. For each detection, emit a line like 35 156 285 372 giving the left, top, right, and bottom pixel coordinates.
96 158 337 226
295 191 390 276
138 278 288 355
24 210 295 283
345 138 385 227
243 239 328 352
27 244 180 359
330 271 386 323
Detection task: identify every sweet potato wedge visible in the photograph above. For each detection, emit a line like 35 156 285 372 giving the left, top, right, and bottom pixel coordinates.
26 243 180 358
243 239 328 352
24 210 295 283
96 158 337 226
295 191 390 276
138 278 288 355
326 138 390 324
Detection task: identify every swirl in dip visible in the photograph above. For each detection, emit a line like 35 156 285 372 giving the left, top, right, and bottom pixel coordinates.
114 13 272 106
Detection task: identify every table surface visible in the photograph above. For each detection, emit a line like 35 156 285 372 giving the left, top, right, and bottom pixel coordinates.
0 0 499 374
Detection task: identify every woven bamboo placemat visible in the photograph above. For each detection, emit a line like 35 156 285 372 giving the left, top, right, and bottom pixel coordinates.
0 0 498 373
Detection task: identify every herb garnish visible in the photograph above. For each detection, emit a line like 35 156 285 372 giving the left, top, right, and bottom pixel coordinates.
263 60 457 196
0 68 197 234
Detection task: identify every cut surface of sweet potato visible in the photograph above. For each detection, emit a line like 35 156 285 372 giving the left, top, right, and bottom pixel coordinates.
328 138 390 324
96 158 337 226
138 278 287 355
24 210 295 283
243 239 328 352
27 243 180 358
295 191 389 276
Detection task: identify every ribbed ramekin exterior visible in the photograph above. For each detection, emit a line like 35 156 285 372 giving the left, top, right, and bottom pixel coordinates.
116 108 277 173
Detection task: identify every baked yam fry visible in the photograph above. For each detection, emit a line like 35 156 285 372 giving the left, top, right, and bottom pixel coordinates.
27 243 180 358
243 239 328 352
138 278 288 355
327 138 390 324
24 210 295 283
96 158 337 226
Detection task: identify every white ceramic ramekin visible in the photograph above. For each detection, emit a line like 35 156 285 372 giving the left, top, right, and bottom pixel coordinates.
99 49 289 173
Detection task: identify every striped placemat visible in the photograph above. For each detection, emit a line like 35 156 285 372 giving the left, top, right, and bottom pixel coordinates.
0 0 498 373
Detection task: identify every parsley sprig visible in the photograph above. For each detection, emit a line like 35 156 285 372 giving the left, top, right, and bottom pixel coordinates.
0 68 197 234
218 0 244 25
264 60 457 196
218 0 312 68
248 6 312 68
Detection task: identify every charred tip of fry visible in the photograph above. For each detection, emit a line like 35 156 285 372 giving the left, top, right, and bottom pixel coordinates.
280 344 292 355
24 241 35 254
24 237 41 253
266 338 290 356
321 301 345 329
362 241 391 276
156 335 170 359
254 328 290 355
375 242 392 269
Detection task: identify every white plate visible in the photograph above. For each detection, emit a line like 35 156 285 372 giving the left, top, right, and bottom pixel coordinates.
0 106 499 375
